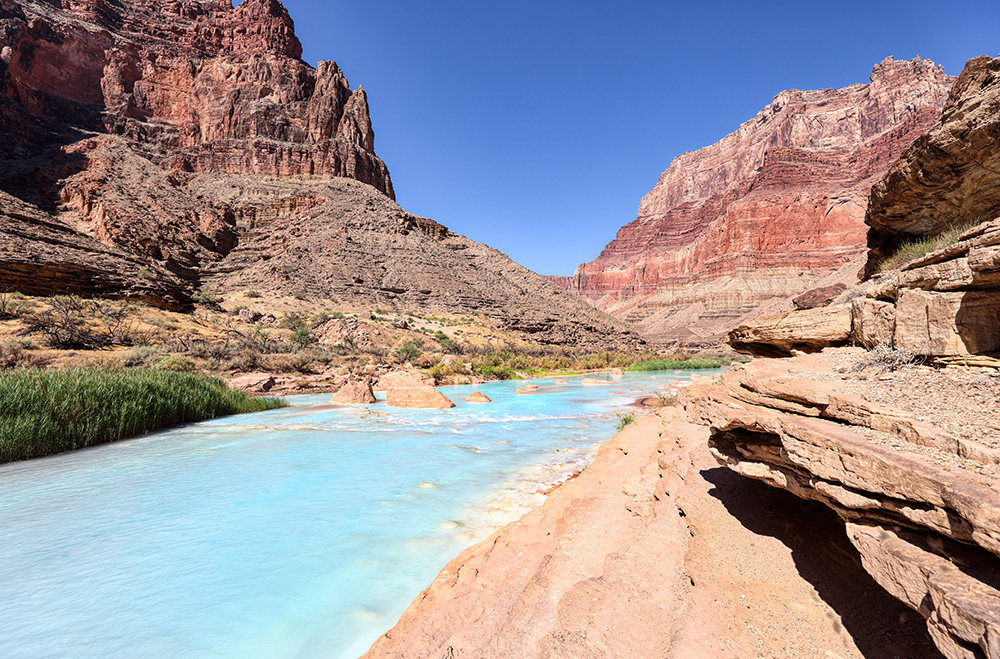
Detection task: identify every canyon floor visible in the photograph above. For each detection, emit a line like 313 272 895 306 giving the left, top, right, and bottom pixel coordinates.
360 344 1000 658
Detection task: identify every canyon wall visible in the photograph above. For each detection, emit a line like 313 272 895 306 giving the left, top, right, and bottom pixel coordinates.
0 0 636 344
702 53 1000 659
566 58 953 345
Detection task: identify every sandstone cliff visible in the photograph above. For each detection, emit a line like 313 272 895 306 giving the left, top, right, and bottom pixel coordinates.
565 58 952 345
0 0 635 345
702 53 1000 659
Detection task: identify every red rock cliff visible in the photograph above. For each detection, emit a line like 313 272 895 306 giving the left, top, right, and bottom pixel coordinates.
568 58 952 344
0 0 393 196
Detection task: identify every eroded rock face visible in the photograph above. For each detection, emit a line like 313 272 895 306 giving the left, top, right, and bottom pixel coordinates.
565 58 952 344
866 55 1000 276
685 350 1000 658
0 0 392 195
364 408 938 658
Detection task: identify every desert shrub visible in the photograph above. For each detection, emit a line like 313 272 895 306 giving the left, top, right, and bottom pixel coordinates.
280 312 307 331
475 364 516 381
850 344 920 374
655 391 677 407
393 340 424 363
191 291 221 305
614 412 636 431
290 328 317 349
0 339 49 370
263 352 312 374
0 291 33 319
0 368 285 463
243 290 262 298
291 291 308 301
155 355 196 372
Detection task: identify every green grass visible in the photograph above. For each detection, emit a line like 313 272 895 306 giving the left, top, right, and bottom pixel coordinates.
0 368 286 463
626 358 723 371
877 221 983 273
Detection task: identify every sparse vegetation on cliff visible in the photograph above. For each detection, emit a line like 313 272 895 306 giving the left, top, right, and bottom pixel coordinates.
0 368 285 463
627 357 725 371
876 220 984 273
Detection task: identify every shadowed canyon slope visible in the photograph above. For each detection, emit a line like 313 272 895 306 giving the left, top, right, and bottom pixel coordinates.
561 58 953 345
0 0 634 345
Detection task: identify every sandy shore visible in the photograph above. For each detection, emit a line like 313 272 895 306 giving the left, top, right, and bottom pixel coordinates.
361 407 937 658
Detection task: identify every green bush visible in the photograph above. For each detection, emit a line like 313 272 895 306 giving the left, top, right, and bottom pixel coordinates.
614 412 636 431
0 368 286 463
243 290 262 298
393 340 424 362
290 328 317 349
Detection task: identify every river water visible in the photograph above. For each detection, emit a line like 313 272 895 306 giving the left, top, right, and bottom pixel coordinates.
0 370 714 659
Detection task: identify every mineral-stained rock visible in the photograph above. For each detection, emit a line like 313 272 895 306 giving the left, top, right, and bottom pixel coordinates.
1 0 393 195
727 306 852 357
793 283 847 310
382 371 455 409
563 57 952 344
465 391 491 403
866 55 1000 276
332 379 376 405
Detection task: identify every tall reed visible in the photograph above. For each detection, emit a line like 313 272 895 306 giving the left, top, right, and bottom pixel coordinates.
0 368 285 463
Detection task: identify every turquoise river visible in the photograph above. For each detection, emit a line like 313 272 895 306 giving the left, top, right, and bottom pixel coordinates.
0 370 716 658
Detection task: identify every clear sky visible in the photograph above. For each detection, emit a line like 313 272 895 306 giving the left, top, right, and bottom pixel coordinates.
269 0 1000 276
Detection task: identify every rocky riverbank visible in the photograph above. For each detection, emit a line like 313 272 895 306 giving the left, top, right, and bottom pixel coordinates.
361 403 939 658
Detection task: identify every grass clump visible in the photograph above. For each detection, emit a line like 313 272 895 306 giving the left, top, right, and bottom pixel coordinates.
0 368 286 463
877 221 984 273
627 358 723 371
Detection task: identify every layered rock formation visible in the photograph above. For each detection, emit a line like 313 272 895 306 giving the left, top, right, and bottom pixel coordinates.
0 0 392 194
565 58 953 344
687 350 1000 659
364 408 937 658
0 0 636 346
866 55 1000 275
702 54 1000 658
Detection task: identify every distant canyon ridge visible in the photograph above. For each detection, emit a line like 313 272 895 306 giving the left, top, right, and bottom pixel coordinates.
553 57 954 345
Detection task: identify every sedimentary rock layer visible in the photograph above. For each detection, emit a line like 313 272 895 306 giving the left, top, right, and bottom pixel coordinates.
867 55 1000 275
566 58 952 344
0 0 393 195
363 408 937 658
687 350 1000 658
0 0 636 344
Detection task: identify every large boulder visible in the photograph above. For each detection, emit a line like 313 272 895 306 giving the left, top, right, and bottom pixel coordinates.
383 372 455 409
333 379 376 405
727 306 853 357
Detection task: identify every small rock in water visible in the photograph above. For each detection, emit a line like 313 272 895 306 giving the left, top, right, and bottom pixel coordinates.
439 520 465 530
495 440 510 444
515 388 534 395
417 481 438 489
553 378 569 384
524 384 539 390
466 391 492 403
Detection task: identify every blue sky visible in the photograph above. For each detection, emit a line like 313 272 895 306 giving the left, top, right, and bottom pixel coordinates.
271 0 1000 275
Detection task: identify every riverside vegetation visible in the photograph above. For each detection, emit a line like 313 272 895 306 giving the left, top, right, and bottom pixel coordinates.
0 368 285 464
0 293 739 387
